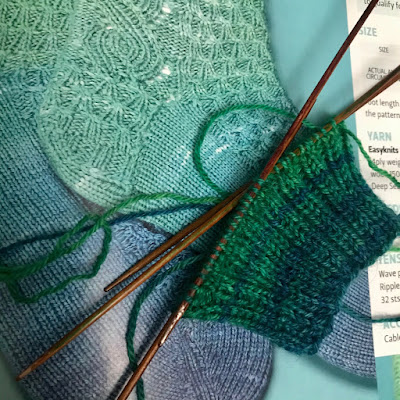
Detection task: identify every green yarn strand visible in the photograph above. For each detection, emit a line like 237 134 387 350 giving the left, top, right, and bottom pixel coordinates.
0 214 105 283
0 192 219 302
193 104 315 196
0 215 92 281
6 223 112 304
102 192 222 218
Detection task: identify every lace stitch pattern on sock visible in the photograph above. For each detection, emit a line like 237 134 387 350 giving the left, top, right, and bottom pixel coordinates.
0 0 74 72
185 124 400 355
38 0 294 233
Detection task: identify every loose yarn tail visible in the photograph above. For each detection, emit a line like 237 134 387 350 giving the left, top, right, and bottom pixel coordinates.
0 104 297 303
0 195 219 303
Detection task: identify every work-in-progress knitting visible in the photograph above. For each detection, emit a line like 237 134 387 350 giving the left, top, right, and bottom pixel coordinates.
185 123 400 354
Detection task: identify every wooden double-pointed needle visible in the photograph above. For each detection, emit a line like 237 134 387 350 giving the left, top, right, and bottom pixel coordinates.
16 0 384 384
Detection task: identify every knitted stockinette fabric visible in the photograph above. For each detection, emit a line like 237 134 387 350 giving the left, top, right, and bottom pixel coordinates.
185 124 400 355
318 269 376 378
0 2 275 399
0 70 274 400
37 0 294 234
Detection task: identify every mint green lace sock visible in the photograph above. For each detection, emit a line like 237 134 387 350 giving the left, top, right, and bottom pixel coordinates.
38 0 294 233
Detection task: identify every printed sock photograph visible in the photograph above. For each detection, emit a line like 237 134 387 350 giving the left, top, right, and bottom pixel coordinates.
0 0 399 399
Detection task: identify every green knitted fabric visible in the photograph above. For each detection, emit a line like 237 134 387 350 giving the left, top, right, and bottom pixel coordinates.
185 124 400 355
37 0 294 234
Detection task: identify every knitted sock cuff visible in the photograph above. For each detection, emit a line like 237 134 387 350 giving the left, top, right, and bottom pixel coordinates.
185 124 399 355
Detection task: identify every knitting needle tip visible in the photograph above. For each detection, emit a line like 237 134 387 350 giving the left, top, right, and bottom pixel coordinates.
117 302 189 400
16 366 32 381
104 279 120 292
104 256 155 291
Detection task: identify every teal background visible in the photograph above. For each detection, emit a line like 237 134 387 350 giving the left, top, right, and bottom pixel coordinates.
0 0 379 399
376 356 395 400
0 353 24 399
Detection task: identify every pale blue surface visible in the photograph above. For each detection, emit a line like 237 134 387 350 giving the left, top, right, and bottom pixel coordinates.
264 0 377 399
268 0 357 128
376 356 395 400
266 349 377 400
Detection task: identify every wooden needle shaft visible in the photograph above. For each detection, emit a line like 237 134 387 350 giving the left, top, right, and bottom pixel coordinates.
117 302 189 400
259 0 379 180
104 185 249 292
333 64 400 123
